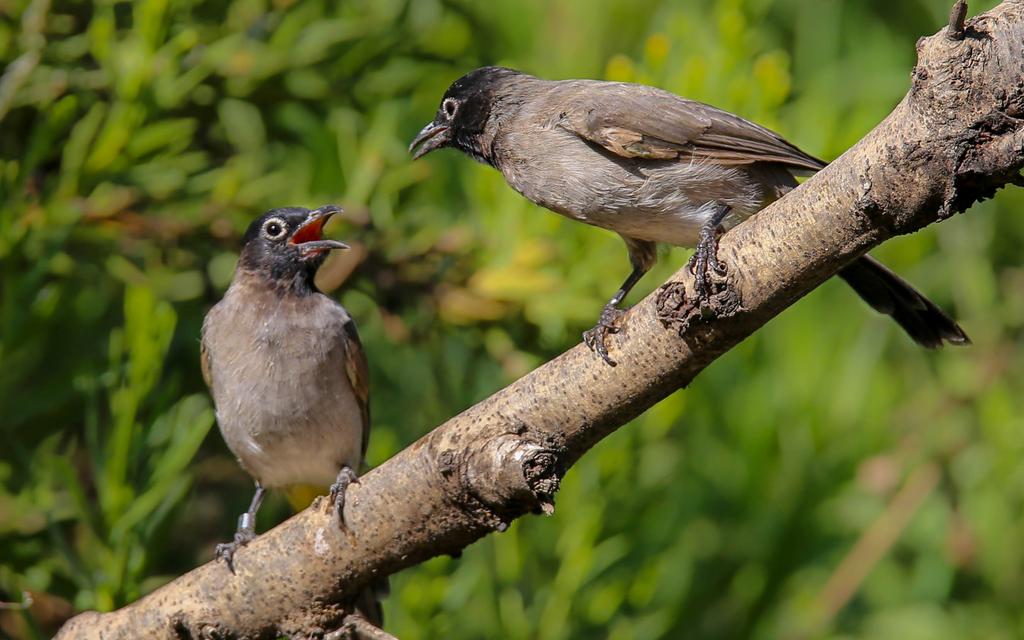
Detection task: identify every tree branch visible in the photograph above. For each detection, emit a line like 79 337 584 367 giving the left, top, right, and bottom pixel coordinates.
56 2 1024 638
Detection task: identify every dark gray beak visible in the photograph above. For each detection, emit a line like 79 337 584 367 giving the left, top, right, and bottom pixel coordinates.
290 205 349 255
409 121 450 160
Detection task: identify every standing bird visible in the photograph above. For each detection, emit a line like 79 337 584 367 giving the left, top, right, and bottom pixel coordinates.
410 66 969 364
201 205 370 568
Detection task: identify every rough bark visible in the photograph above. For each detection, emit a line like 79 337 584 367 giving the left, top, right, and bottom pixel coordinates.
57 2 1024 638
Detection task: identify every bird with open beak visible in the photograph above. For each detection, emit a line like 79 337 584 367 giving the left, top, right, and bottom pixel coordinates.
411 66 969 364
200 205 370 568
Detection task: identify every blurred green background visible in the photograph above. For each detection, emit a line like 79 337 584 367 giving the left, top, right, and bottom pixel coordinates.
2 0 1022 638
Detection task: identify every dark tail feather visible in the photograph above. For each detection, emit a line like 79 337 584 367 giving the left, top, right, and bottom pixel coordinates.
838 255 970 348
352 577 390 629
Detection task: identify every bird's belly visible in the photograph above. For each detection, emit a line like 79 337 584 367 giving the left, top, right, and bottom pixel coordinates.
210 309 364 489
219 373 363 489
500 133 769 247
584 201 718 247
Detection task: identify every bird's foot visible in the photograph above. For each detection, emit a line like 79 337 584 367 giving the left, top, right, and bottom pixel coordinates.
216 526 256 574
330 465 360 529
583 303 626 366
687 223 727 302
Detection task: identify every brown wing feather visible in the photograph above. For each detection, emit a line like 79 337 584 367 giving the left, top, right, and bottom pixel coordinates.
558 82 826 172
341 317 372 459
199 328 213 390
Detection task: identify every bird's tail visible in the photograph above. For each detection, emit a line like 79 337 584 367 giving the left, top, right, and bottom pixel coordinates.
353 579 390 628
838 255 970 348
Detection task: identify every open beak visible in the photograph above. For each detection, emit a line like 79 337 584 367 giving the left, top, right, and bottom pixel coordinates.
409 121 450 160
290 205 349 256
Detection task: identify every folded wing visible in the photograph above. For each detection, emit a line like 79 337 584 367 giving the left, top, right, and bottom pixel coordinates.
558 82 826 171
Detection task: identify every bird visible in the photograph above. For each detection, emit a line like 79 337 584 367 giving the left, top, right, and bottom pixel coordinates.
200 205 371 570
410 66 969 364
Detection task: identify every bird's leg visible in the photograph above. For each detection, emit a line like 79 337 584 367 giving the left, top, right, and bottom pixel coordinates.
329 465 360 529
687 203 732 300
216 483 266 573
582 266 647 366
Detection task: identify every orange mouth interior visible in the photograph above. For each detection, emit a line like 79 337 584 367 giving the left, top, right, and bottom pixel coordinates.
290 217 327 245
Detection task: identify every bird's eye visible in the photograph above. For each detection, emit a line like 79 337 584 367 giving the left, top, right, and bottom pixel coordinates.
262 218 287 240
442 98 458 119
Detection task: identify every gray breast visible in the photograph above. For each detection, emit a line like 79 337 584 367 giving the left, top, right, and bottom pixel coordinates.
202 281 365 489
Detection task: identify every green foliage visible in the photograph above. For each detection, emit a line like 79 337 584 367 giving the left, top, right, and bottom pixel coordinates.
1 0 1022 638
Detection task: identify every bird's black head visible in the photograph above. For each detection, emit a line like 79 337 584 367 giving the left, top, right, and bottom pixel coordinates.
237 205 349 295
409 66 525 165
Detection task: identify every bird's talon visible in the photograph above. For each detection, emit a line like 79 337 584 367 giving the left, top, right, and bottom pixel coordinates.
583 325 617 366
215 542 236 566
690 220 729 303
582 303 627 366
598 305 625 329
330 466 359 529
216 530 254 574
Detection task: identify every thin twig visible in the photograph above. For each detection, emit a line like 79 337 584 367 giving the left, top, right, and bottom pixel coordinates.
813 463 941 629
948 0 969 39
0 591 33 611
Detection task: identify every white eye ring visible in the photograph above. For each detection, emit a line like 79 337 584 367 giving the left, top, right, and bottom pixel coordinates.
442 97 458 118
261 217 287 240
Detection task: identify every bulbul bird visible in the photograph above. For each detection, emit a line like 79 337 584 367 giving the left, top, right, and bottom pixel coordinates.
410 66 969 364
200 205 370 569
